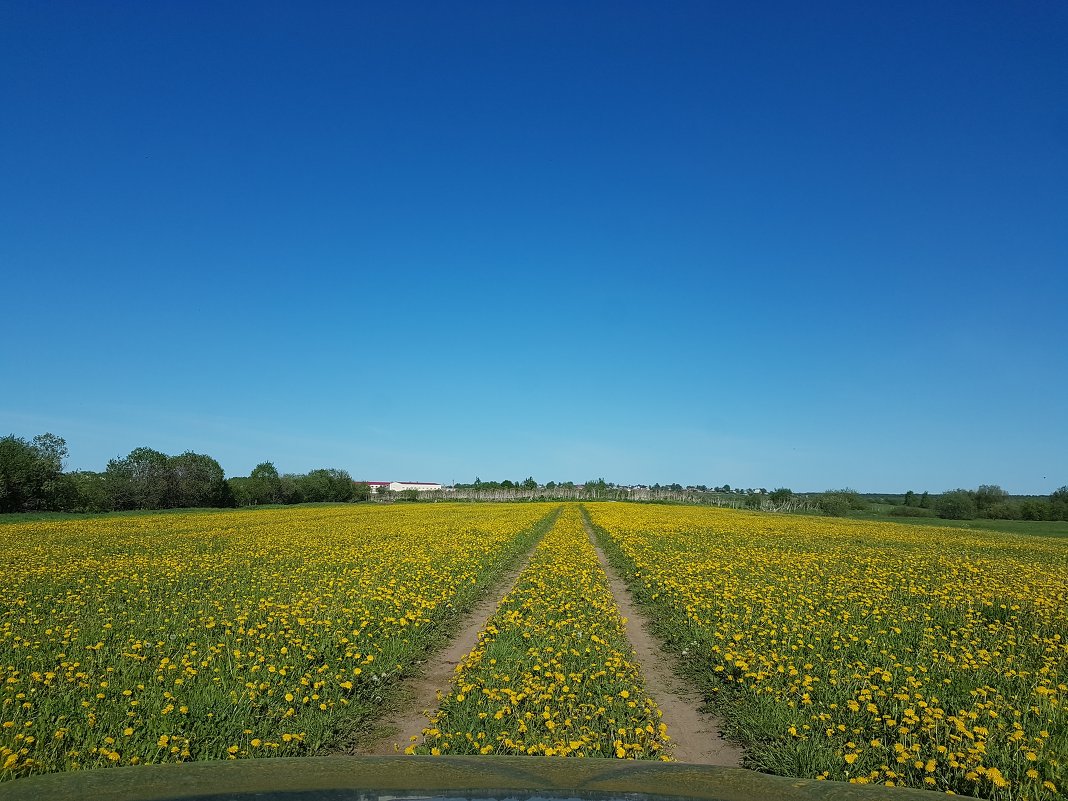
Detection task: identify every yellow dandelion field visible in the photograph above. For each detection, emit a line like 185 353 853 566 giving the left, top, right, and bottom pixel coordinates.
3 500 1066 801
0 503 553 779
586 503 1068 800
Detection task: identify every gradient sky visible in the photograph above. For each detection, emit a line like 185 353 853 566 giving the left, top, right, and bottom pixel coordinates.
2 1 1066 493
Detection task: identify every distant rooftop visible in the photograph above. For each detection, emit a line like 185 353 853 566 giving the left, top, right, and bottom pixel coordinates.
354 480 441 486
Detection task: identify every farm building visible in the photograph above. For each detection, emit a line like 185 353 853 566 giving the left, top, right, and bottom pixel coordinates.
359 481 443 493
389 481 443 492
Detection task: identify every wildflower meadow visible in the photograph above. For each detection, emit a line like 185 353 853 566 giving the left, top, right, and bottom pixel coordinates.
586 503 1067 799
0 503 553 778
3 501 1065 801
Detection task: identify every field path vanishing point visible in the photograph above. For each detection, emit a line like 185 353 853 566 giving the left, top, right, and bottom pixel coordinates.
359 510 559 755
581 517 743 767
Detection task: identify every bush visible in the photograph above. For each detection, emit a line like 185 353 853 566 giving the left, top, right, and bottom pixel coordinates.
817 489 866 516
983 501 1021 520
0 433 68 512
767 488 793 505
818 495 851 517
889 505 934 518
1049 487 1068 520
936 490 977 519
298 469 356 503
975 484 1009 514
278 474 306 505
829 488 869 511
1019 500 1052 521
58 470 110 512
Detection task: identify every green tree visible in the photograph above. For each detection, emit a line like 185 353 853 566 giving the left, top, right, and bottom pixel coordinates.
903 490 916 506
936 490 977 519
100 447 232 510
521 476 537 490
974 484 1008 516
1019 500 1051 521
62 470 110 512
833 488 867 510
103 447 169 510
32 433 68 472
228 477 253 506
170 451 231 508
352 481 372 501
768 487 793 505
984 500 1020 519
817 494 850 516
133 447 172 508
1051 486 1068 520
248 461 282 505
817 488 866 515
299 469 357 502
0 435 38 512
586 478 609 497
278 474 305 504
0 432 69 512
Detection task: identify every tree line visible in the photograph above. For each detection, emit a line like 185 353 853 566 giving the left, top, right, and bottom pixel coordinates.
437 480 810 509
896 484 1068 521
0 433 365 514
228 461 368 506
3 433 1063 521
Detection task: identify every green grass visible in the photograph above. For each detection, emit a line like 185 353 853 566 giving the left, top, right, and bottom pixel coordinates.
736 502 1068 539
840 509 1068 538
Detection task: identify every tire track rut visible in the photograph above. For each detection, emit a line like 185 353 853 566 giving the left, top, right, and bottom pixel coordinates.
357 512 556 754
583 517 743 766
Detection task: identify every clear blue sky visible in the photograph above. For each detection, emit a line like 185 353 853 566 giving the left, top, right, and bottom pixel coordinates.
2 1 1065 493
